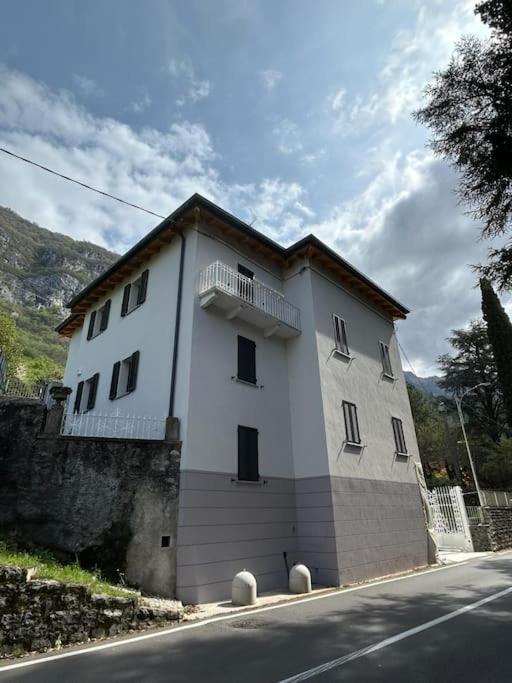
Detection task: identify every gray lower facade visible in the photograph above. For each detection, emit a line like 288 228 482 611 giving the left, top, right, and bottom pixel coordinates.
177 470 428 604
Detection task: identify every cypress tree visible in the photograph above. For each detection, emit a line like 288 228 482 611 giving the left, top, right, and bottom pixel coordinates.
480 278 512 427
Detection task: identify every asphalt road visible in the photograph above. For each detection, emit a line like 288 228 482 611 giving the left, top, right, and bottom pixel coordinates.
2 552 512 682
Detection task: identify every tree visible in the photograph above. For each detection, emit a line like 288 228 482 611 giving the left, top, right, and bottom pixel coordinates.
408 383 444 460
480 277 512 427
0 309 21 376
415 1 512 288
438 320 504 440
23 355 64 384
480 437 512 489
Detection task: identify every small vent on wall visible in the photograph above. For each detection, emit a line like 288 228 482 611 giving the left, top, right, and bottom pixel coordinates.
161 536 171 548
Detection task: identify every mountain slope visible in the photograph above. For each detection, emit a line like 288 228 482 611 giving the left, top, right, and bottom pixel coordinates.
0 206 118 368
404 371 446 397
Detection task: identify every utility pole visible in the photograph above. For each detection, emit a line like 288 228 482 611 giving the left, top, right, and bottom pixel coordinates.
454 383 490 507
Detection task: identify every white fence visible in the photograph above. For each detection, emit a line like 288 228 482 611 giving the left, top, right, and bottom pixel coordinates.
481 490 512 507
427 486 473 552
466 506 485 525
1 376 46 400
61 411 166 440
198 261 301 330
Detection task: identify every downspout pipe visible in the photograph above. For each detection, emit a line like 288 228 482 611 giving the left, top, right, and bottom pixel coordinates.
168 229 186 417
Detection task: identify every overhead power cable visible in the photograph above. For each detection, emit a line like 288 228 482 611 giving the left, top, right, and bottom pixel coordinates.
0 147 166 219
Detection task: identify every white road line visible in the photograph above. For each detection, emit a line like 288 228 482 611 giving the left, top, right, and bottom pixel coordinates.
278 585 512 682
0 552 505 674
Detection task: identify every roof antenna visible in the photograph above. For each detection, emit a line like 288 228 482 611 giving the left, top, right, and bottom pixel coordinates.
249 213 258 226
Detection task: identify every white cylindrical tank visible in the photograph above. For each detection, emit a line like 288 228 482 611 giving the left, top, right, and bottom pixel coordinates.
289 564 312 594
232 570 257 606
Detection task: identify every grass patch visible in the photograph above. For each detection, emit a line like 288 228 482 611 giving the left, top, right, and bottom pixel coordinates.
0 536 137 599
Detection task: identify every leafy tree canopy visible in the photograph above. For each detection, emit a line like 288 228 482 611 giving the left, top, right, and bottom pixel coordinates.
438 320 504 440
480 277 512 427
0 309 21 376
415 0 512 288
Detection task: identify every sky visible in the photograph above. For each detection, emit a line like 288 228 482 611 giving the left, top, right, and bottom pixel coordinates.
0 0 504 375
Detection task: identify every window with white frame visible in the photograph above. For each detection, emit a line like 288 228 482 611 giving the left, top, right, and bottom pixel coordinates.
109 351 140 400
392 417 407 455
342 400 361 445
121 270 149 317
86 300 111 340
333 314 350 356
379 341 393 377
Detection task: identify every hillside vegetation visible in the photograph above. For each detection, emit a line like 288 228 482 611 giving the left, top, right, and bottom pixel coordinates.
0 206 117 377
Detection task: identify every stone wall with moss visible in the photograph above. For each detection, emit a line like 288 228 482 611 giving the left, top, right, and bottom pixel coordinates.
0 398 181 597
0 566 181 658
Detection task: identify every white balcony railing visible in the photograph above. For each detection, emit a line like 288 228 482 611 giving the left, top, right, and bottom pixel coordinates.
61 410 166 440
198 261 301 331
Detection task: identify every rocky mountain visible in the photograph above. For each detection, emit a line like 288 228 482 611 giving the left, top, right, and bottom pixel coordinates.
0 206 118 367
404 371 446 397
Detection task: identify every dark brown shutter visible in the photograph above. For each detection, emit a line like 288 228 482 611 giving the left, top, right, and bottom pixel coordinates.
86 311 96 340
126 350 140 393
109 361 120 400
238 426 259 481
74 381 84 413
237 336 256 384
137 270 149 305
99 300 111 331
121 284 131 317
392 417 407 453
86 373 99 410
343 401 361 444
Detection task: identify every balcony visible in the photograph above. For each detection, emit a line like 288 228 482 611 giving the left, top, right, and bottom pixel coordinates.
197 261 301 338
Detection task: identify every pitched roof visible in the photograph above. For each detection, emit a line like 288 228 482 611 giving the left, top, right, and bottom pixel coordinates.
57 193 408 335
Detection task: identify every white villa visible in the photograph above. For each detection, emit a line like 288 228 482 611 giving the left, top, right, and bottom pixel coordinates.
58 194 428 603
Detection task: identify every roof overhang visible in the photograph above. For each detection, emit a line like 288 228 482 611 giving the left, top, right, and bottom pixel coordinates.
57 193 408 336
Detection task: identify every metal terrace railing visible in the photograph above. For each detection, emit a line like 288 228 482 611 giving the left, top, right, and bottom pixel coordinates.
198 261 301 331
61 410 166 440
0 376 46 400
465 506 485 525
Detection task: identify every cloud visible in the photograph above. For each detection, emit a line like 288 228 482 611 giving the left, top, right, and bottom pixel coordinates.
0 65 503 374
167 59 211 106
72 74 103 98
260 69 282 90
128 94 152 114
0 67 308 254
327 0 489 132
272 118 303 155
308 148 508 374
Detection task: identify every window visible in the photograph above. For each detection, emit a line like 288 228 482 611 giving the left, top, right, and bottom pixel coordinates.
73 373 99 413
237 336 256 384
238 264 254 280
238 426 259 481
237 264 254 303
379 341 393 377
342 401 361 445
86 300 111 340
109 351 140 400
332 314 349 356
121 270 149 317
392 417 407 455
73 381 84 414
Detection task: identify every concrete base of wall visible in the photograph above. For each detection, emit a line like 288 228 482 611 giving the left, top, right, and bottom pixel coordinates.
177 470 429 604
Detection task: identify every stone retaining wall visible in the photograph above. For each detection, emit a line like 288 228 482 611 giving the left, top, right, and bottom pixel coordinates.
0 566 182 658
486 507 512 551
468 507 512 552
469 523 492 552
0 398 181 597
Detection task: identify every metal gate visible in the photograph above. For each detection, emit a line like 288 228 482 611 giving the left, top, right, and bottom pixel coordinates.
426 486 473 552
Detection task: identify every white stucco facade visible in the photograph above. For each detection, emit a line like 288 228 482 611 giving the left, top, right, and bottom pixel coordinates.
61 198 428 603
